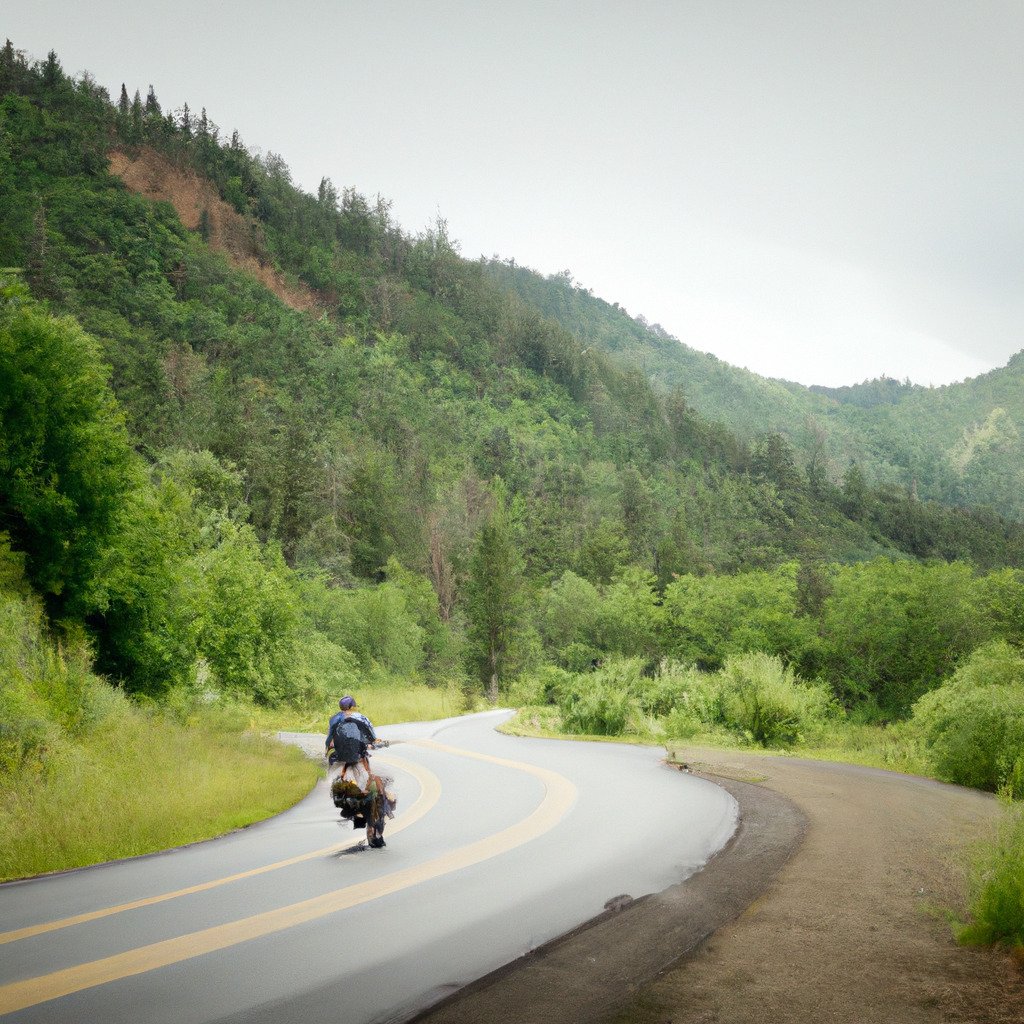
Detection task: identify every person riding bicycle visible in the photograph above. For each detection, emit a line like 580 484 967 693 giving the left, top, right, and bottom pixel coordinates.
326 695 377 783
326 695 392 848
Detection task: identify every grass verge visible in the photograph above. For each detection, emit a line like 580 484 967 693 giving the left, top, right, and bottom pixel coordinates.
959 801 1024 953
252 679 477 733
500 706 931 777
0 699 320 882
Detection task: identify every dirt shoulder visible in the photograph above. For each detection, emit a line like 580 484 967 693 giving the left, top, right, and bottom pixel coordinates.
415 749 1024 1024
615 749 1024 1024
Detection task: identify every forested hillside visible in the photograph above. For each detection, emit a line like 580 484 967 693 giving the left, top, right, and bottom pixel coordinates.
485 261 1024 519
2 42 1024 727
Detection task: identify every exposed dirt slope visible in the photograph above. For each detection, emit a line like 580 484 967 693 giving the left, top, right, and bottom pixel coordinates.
615 751 1024 1024
108 147 324 314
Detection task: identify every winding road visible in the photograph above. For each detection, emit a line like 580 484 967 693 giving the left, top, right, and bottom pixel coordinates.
0 711 736 1023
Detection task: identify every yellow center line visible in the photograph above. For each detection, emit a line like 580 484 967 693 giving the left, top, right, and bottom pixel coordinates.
0 751 440 947
0 740 576 1017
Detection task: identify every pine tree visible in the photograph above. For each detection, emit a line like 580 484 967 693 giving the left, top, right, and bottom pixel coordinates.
128 89 143 142
118 83 130 116
0 40 27 94
317 176 339 209
41 50 63 88
144 84 161 117
464 485 527 701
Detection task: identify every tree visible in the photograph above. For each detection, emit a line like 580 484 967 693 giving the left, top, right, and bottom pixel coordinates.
0 289 136 618
841 463 868 519
618 464 655 561
317 176 339 211
128 88 143 142
819 559 986 715
464 486 527 701
577 517 630 584
751 433 802 493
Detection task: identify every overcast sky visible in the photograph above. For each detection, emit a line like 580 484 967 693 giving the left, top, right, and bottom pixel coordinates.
5 1 1023 386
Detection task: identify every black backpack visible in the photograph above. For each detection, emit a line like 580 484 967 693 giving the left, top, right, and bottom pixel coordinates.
331 717 368 765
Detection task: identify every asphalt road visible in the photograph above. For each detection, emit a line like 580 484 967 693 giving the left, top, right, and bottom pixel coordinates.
0 711 736 1024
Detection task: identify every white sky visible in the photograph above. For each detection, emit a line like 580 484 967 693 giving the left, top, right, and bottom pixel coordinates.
4 1 1023 386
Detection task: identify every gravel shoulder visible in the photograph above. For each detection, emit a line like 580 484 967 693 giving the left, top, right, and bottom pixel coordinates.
615 748 1024 1024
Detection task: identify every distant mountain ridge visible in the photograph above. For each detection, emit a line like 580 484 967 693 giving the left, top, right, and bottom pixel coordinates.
484 261 1024 519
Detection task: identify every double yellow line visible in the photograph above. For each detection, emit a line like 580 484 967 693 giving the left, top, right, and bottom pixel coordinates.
0 739 576 1016
0 751 439 948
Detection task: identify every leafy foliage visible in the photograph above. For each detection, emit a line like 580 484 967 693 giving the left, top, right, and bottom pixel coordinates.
913 642 1024 796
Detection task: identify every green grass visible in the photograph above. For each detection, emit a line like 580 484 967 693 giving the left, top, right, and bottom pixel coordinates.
252 679 478 733
0 700 320 882
500 706 931 776
959 802 1024 950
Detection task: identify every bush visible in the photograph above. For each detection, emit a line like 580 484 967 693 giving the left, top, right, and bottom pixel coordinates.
304 577 425 677
819 560 986 716
913 641 1024 796
559 682 631 735
718 652 834 747
662 563 810 670
660 662 726 739
0 564 112 772
557 658 642 735
505 665 574 707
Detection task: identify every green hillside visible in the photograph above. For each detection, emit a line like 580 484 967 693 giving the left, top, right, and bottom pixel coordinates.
484 261 1024 518
1 42 1023 722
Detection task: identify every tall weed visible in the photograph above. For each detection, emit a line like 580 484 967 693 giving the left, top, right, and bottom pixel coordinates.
959 802 1024 950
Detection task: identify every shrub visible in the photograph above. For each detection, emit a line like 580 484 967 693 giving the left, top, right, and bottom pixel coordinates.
557 658 643 735
659 662 726 739
913 641 1024 796
559 682 631 735
662 563 810 670
557 641 602 673
718 652 834 747
819 560 986 716
505 665 573 707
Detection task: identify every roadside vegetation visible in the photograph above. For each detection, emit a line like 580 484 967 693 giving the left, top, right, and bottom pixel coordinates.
0 569 319 881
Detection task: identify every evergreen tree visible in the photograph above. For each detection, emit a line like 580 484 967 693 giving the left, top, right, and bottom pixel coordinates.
25 204 48 296
0 40 29 95
842 464 868 519
144 84 161 117
464 486 527 701
128 88 143 142
317 176 339 210
41 50 63 89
